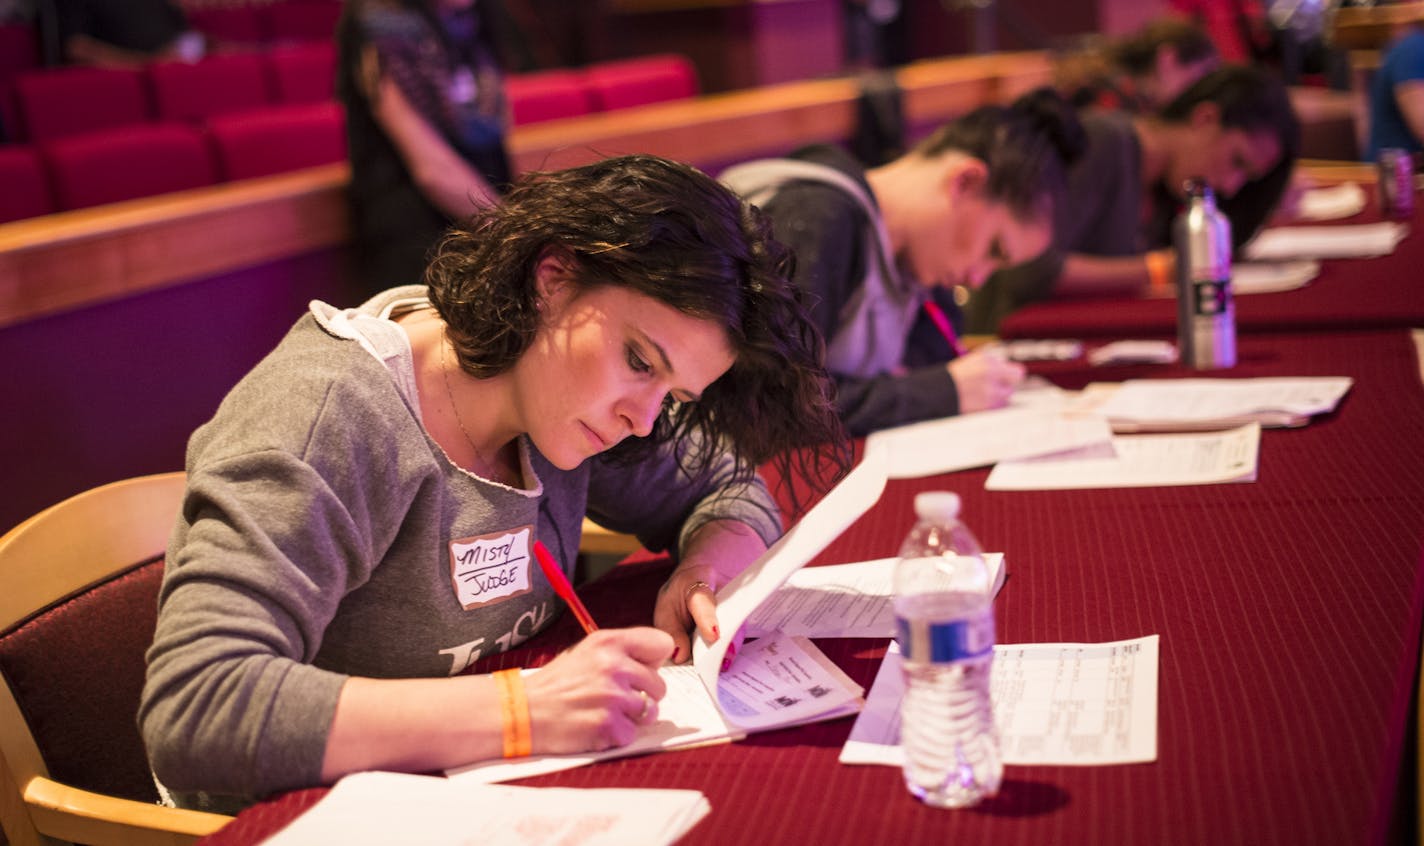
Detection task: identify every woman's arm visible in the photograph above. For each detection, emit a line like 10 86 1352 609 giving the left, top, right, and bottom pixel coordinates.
1055 249 1175 297
361 47 500 220
320 627 673 781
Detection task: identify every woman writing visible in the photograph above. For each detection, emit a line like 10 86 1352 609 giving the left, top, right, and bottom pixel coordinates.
720 89 1086 436
140 155 848 811
959 63 1299 333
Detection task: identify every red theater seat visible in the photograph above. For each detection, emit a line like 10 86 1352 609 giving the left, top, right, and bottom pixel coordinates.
42 123 217 211
267 41 337 104
14 67 150 142
582 54 698 112
505 70 594 125
207 101 346 181
149 53 273 122
188 6 269 47
266 0 343 42
0 146 54 223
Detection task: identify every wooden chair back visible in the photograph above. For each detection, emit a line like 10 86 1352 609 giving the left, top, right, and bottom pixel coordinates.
0 472 230 846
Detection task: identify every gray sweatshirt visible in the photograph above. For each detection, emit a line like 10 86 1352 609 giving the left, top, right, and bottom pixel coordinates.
139 287 780 807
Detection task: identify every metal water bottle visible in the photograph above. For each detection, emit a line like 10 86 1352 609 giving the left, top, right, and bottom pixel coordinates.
1173 178 1236 369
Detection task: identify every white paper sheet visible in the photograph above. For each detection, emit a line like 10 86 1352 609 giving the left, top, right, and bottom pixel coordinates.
1226 260 1321 294
1294 181 1365 220
261 772 710 846
864 405 1116 480
841 635 1159 767
984 423 1260 490
742 554 1006 639
1243 222 1408 260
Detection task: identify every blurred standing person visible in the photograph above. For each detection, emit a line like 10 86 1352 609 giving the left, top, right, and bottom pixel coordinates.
337 0 512 298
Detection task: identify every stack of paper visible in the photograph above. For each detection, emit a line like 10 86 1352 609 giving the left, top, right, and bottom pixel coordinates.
984 423 1261 490
1243 222 1408 260
261 772 710 846
1084 377 1353 432
1294 181 1366 220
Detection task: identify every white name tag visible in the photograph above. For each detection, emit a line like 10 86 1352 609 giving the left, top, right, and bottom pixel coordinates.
449 525 533 610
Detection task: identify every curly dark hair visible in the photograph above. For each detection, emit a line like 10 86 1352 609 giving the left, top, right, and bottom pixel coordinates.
424 154 851 500
914 87 1088 225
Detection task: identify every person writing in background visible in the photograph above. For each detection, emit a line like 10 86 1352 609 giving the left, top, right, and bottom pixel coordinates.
139 155 849 812
957 63 1299 334
1366 18 1424 160
720 89 1086 437
337 0 515 298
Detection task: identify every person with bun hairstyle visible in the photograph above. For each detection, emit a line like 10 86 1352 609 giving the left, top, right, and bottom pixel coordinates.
959 63 1300 334
140 154 849 812
720 88 1086 436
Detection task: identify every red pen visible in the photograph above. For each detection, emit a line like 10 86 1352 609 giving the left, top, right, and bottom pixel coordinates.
533 540 599 635
922 299 967 357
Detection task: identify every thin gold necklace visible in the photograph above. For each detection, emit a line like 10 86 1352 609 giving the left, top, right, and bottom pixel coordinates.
440 337 513 486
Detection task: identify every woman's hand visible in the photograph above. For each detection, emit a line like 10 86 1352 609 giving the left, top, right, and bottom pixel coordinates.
948 348 1026 413
523 627 673 754
654 520 768 665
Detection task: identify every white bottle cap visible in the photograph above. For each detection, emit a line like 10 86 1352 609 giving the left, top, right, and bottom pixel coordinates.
913 491 960 522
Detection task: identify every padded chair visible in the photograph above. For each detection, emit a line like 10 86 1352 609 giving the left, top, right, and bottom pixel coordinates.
0 472 232 846
207 101 346 181
13 67 150 142
582 54 698 112
148 53 273 123
504 70 595 125
42 123 218 211
266 41 337 104
0 146 54 224
265 0 343 43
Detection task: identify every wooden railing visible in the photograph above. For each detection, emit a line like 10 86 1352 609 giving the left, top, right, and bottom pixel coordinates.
0 51 1053 330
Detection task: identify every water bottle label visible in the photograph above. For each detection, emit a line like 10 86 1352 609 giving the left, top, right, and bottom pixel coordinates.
1190 277 1231 317
896 614 993 663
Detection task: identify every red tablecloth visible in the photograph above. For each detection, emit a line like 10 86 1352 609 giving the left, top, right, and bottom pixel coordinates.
999 187 1424 340
200 329 1424 846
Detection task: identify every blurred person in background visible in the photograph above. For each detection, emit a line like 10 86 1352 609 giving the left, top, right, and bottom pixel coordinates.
337 0 514 299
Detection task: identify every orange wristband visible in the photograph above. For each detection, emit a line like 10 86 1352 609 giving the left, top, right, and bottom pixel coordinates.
1145 250 1173 294
493 668 531 758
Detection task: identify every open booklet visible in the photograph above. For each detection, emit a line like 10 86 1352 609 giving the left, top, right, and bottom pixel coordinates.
1076 376 1352 432
448 632 864 784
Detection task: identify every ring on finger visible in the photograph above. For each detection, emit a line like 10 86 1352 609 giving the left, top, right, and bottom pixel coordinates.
636 689 651 722
682 580 713 607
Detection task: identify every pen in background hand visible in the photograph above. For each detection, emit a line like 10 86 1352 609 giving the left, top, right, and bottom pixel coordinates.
533 540 599 635
922 299 968 358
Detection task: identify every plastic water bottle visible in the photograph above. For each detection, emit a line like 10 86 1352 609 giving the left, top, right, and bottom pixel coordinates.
893 491 1002 808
